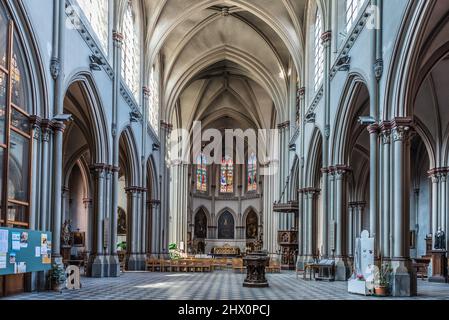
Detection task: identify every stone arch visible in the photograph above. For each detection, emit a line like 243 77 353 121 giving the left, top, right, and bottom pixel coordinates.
216 208 238 240
330 73 370 165
165 47 288 123
118 126 141 187
243 208 259 240
63 72 110 164
305 127 324 188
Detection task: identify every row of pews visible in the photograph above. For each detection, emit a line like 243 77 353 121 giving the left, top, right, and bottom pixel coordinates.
145 257 282 273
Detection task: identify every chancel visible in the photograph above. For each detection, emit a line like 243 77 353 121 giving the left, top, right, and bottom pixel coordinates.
1 0 449 301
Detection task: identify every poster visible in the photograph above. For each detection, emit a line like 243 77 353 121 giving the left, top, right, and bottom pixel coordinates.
12 241 20 250
0 253 6 269
35 246 41 258
17 262 26 274
41 234 51 264
9 252 16 264
0 229 8 253
12 232 20 241
20 232 29 248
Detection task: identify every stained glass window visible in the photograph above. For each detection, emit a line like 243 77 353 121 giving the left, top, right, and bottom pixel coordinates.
346 0 364 32
121 1 140 100
148 66 159 134
247 152 257 192
314 8 324 92
220 156 234 193
76 0 109 53
196 153 207 192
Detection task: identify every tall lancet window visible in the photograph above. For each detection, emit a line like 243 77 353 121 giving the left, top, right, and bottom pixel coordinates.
76 0 109 53
314 8 324 92
0 3 33 228
346 0 364 32
121 1 140 100
148 66 159 134
196 153 207 192
220 155 234 193
247 152 257 192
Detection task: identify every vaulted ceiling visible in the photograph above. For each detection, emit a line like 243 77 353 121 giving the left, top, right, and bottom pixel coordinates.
143 0 307 130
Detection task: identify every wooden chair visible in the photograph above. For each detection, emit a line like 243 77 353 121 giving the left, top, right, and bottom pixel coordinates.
170 259 180 272
268 259 281 273
179 260 188 272
202 260 211 272
232 258 245 273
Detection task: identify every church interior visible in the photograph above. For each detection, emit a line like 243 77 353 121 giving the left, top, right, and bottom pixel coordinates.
1 0 449 301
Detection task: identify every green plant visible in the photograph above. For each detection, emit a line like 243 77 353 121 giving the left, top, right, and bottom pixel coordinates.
377 263 393 287
117 241 127 251
50 263 66 286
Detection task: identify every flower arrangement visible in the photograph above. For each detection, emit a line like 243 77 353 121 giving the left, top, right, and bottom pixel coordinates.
356 274 365 281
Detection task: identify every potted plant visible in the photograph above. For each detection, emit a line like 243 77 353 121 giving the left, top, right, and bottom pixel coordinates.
375 263 392 296
117 241 127 252
50 263 66 292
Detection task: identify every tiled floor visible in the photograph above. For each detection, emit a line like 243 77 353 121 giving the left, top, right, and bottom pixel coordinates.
3 271 449 300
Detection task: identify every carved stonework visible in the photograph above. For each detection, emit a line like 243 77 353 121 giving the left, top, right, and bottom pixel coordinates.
50 58 60 80
374 59 384 80
321 31 332 44
392 126 410 142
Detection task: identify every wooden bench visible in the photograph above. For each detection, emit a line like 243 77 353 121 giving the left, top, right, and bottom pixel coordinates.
232 258 245 273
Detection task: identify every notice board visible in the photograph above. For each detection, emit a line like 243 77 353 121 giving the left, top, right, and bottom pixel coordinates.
0 227 52 276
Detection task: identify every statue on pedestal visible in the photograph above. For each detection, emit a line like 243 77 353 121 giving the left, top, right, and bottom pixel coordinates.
435 229 446 250
61 220 72 247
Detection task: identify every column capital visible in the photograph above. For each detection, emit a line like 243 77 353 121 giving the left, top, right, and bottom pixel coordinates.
428 167 449 179
277 121 290 130
328 165 352 175
112 31 124 44
160 121 173 132
89 163 107 173
143 86 151 98
391 117 414 142
298 187 321 195
321 30 332 45
367 123 379 134
51 120 66 133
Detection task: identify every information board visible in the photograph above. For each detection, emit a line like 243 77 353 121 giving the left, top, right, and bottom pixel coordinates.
0 227 52 276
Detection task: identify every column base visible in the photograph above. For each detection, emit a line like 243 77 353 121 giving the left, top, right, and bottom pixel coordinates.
89 254 106 278
390 259 417 297
127 253 146 271
335 257 352 281
108 255 121 277
296 255 315 271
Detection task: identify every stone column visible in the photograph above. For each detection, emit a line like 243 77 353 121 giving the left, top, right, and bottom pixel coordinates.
334 166 351 281
380 123 391 259
391 119 416 297
40 121 52 231
89 164 106 277
51 122 66 260
430 172 439 249
328 171 336 257
368 124 380 257
127 187 141 270
160 122 172 256
321 168 330 258
29 117 41 230
348 203 354 258
83 198 93 254
439 172 447 239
